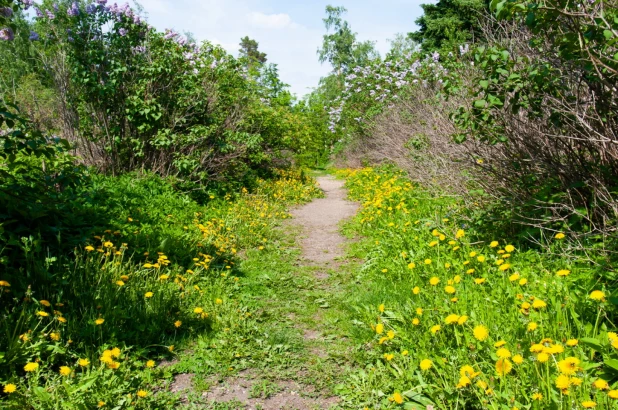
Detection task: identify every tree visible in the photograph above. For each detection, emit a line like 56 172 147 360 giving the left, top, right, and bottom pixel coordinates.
410 0 489 52
317 5 378 76
386 33 419 59
239 36 267 69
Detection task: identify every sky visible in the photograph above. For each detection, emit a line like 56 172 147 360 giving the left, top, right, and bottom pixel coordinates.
131 0 426 97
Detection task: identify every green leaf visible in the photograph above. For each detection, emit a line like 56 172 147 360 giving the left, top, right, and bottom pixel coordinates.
479 80 489 89
474 99 487 108
580 337 604 352
604 358 618 373
604 30 614 40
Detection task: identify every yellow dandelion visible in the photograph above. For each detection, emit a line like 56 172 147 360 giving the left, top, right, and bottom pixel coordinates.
429 277 439 286
420 359 433 370
146 360 155 368
24 362 39 372
95 318 104 325
589 290 606 302
144 292 153 298
555 233 565 239
445 285 456 294
495 359 512 376
582 401 596 408
496 348 511 359
137 390 148 398
512 354 524 364
78 358 90 367
3 384 17 393
376 323 384 334
59 366 71 376
430 325 441 334
412 286 420 294
556 269 571 277
473 325 489 341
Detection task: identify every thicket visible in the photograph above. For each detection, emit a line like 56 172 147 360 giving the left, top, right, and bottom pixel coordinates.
317 0 618 256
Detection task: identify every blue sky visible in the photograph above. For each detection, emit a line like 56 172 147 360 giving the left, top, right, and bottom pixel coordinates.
132 0 425 97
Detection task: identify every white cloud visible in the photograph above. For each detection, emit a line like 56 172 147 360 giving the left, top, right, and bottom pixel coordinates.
247 12 296 29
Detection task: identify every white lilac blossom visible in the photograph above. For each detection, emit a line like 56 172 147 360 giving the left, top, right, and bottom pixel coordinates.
0 27 14 41
459 43 469 56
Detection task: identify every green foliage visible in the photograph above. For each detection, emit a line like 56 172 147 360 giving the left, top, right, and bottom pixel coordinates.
239 35 267 71
410 0 490 52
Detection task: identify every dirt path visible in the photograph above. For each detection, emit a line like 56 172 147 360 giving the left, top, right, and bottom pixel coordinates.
291 176 359 266
191 175 360 410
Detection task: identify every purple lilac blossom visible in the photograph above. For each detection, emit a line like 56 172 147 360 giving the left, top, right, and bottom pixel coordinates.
67 2 80 16
97 0 107 4
53 3 58 11
46 10 55 19
86 4 97 14
21 0 35 9
118 28 127 36
29 30 39 41
34 7 43 17
0 27 14 41
0 7 13 17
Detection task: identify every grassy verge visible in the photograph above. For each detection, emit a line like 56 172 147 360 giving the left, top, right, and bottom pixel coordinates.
0 169 322 409
334 167 618 410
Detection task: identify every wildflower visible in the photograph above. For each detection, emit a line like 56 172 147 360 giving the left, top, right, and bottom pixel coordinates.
388 391 404 404
589 290 606 302
531 393 543 401
78 358 90 367
473 325 489 341
555 374 570 390
40 300 51 307
146 360 155 368
582 401 596 408
174 320 182 328
509 273 520 282
107 361 120 370
474 278 486 284
556 269 570 277
498 263 511 271
412 318 420 325
412 286 420 294
477 255 485 262
555 233 565 239
593 379 609 390
519 278 528 285
458 315 468 325
144 292 153 298
424 259 432 265
429 277 439 286
408 262 416 269
103 241 113 248
4 384 17 393
416 308 423 316
495 359 512 376
120 275 129 281
566 339 578 347
445 314 460 324
557 357 580 375
36 311 49 317
494 340 507 348
489 241 499 248
430 325 441 334
59 366 71 376
457 375 471 388
512 355 523 364
137 390 148 398
469 252 477 258
194 307 204 314
444 285 456 294
95 318 104 325
387 330 395 340
420 359 432 370
527 322 538 332
429 241 438 247
532 299 546 309
505 245 515 252
537 353 549 363
168 345 174 351
0 280 10 287
50 332 60 341
608 390 618 399
85 245 95 252
453 275 461 283
376 323 384 334
383 353 394 361
24 362 39 372
378 304 385 313
466 269 475 274
571 377 582 386
460 365 480 379
456 229 465 239
496 348 511 359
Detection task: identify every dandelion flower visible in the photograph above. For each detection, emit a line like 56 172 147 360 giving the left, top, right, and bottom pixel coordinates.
412 286 420 294
378 304 385 313
424 259 432 265
194 307 204 314
608 390 618 399
557 357 580 375
531 393 543 401
420 359 433 370
593 379 609 390
505 245 515 252
383 353 394 361
590 290 606 302
495 359 512 376
24 362 39 372
457 315 468 325
0 280 10 287
582 401 596 408
78 358 90 367
444 285 456 294
412 318 420 325
40 300 51 307
387 330 395 339
137 390 148 398
537 353 549 363
456 229 465 239
445 314 460 324
512 355 523 364
474 278 486 285
429 277 440 286
527 322 538 332
496 348 511 359
375 323 384 334
391 391 404 404
555 374 570 390
509 273 520 282
489 241 499 248
36 311 49 317
555 233 565 239
430 325 441 334
95 318 104 325
3 384 16 393
416 307 423 315
146 360 155 368
477 255 485 262
519 278 528 286
174 320 182 328
144 292 153 298
566 339 578 347
457 375 471 388
59 366 71 376
473 325 489 341
532 299 547 309
494 340 507 348
556 269 571 277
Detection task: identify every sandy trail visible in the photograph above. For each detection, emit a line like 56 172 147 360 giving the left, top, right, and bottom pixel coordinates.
290 176 359 265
